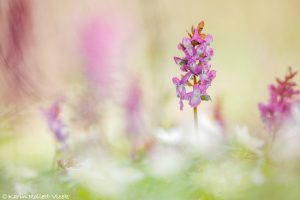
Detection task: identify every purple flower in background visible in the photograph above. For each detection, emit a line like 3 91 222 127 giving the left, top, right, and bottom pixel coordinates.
125 77 143 135
258 67 300 133
172 21 216 110
44 99 68 148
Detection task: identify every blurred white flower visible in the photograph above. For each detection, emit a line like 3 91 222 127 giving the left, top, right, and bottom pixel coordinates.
155 128 183 145
185 113 226 158
199 161 247 197
150 116 226 177
4 166 37 180
251 159 265 185
156 113 225 158
3 167 36 195
147 145 186 177
291 104 300 124
271 105 300 162
67 149 143 197
14 182 34 195
235 125 264 156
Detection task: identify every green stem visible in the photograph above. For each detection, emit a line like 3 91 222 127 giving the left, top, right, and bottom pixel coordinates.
194 107 198 130
193 75 198 130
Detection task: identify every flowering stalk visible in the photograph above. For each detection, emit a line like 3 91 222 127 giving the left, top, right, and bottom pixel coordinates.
258 67 300 139
43 99 69 168
172 21 216 129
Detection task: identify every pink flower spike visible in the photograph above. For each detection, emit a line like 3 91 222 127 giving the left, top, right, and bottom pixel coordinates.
258 67 300 133
172 20 216 111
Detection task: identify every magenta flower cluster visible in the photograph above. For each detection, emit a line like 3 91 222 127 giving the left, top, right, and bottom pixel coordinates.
172 21 216 110
258 67 300 132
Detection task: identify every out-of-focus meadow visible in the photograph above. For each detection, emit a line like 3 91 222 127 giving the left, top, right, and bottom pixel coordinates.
1 0 300 199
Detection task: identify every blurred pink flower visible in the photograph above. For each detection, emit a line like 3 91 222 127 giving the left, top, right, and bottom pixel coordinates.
258 67 300 133
77 12 134 127
125 77 142 135
213 97 226 132
0 0 35 105
81 18 115 87
44 99 68 148
80 13 133 93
